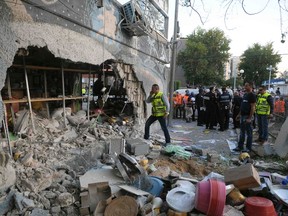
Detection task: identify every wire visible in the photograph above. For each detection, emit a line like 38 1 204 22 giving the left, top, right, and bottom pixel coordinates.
223 0 237 30
241 0 271 15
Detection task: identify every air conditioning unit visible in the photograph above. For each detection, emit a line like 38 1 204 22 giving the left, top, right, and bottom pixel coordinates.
122 1 150 36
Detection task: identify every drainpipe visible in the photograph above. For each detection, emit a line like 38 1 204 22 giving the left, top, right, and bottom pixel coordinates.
168 0 179 126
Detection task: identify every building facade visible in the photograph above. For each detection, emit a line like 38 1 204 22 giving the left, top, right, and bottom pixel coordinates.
0 0 170 125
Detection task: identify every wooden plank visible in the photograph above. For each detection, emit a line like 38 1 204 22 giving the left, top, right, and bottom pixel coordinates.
23 57 36 132
3 96 86 104
61 62 67 127
12 64 97 73
44 71 50 118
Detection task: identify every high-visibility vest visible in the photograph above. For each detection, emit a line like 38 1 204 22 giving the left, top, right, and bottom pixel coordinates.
183 95 189 104
175 94 183 105
274 100 285 113
151 92 166 117
173 96 177 107
256 92 271 115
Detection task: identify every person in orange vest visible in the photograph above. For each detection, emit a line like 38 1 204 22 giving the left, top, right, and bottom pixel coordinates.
274 96 286 122
172 93 177 119
174 91 183 118
182 90 190 120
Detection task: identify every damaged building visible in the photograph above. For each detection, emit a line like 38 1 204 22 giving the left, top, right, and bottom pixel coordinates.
0 0 170 128
0 0 172 215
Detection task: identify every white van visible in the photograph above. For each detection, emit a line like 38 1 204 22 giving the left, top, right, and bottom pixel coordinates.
174 88 199 95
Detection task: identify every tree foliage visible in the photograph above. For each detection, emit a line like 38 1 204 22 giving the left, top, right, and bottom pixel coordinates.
177 27 231 86
238 43 281 87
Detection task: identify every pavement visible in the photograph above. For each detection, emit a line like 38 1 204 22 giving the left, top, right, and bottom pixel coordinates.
152 118 242 158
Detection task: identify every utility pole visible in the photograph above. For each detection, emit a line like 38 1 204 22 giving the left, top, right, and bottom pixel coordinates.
168 0 179 126
267 65 273 90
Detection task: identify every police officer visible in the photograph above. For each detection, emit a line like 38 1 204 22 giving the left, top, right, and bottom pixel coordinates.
218 86 232 131
232 91 242 129
195 88 205 126
204 86 218 130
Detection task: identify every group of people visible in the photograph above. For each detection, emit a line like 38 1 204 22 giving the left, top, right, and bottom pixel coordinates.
233 83 286 152
172 86 234 131
143 83 286 150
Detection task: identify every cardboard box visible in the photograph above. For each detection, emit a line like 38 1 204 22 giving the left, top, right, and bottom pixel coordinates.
224 164 261 190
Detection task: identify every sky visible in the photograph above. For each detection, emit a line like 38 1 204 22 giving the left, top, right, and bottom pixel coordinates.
118 0 288 72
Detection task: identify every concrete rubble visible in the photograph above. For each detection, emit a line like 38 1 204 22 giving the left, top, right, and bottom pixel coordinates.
0 113 288 215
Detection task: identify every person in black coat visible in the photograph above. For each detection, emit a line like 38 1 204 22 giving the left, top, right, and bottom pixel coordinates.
203 86 218 130
232 91 242 129
195 88 205 126
218 86 232 131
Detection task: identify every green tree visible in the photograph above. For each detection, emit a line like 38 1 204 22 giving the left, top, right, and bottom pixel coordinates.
177 27 231 86
239 43 281 87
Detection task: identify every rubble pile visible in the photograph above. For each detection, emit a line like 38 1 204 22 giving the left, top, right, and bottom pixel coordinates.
0 109 141 215
1 110 288 215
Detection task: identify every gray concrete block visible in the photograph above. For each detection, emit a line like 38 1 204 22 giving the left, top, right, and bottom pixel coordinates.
0 190 15 215
189 145 210 156
126 138 150 155
253 143 275 157
207 151 220 163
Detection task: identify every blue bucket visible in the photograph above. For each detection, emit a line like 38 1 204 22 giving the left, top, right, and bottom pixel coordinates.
146 176 164 197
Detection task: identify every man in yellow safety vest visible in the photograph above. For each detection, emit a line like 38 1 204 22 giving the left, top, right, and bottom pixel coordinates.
144 84 171 146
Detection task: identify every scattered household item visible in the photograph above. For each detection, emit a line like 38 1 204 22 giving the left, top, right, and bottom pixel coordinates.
166 187 195 212
271 173 288 185
226 187 246 206
152 197 163 215
270 185 288 206
173 180 196 192
145 176 164 197
194 179 226 216
167 209 187 216
224 163 261 190
202 172 224 182
244 196 277 216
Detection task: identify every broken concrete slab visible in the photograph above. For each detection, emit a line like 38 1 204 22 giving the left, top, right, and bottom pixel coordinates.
0 164 16 194
30 208 50 216
252 143 274 157
79 168 125 194
0 190 15 215
107 138 125 155
274 117 288 158
207 151 220 163
14 192 35 211
88 182 111 213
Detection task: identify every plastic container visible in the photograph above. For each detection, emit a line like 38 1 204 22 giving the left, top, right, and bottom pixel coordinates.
245 196 277 216
194 180 211 213
206 180 226 216
147 176 164 197
194 179 226 216
166 188 195 212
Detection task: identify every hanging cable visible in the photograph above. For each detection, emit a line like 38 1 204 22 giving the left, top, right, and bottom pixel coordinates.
241 0 271 15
